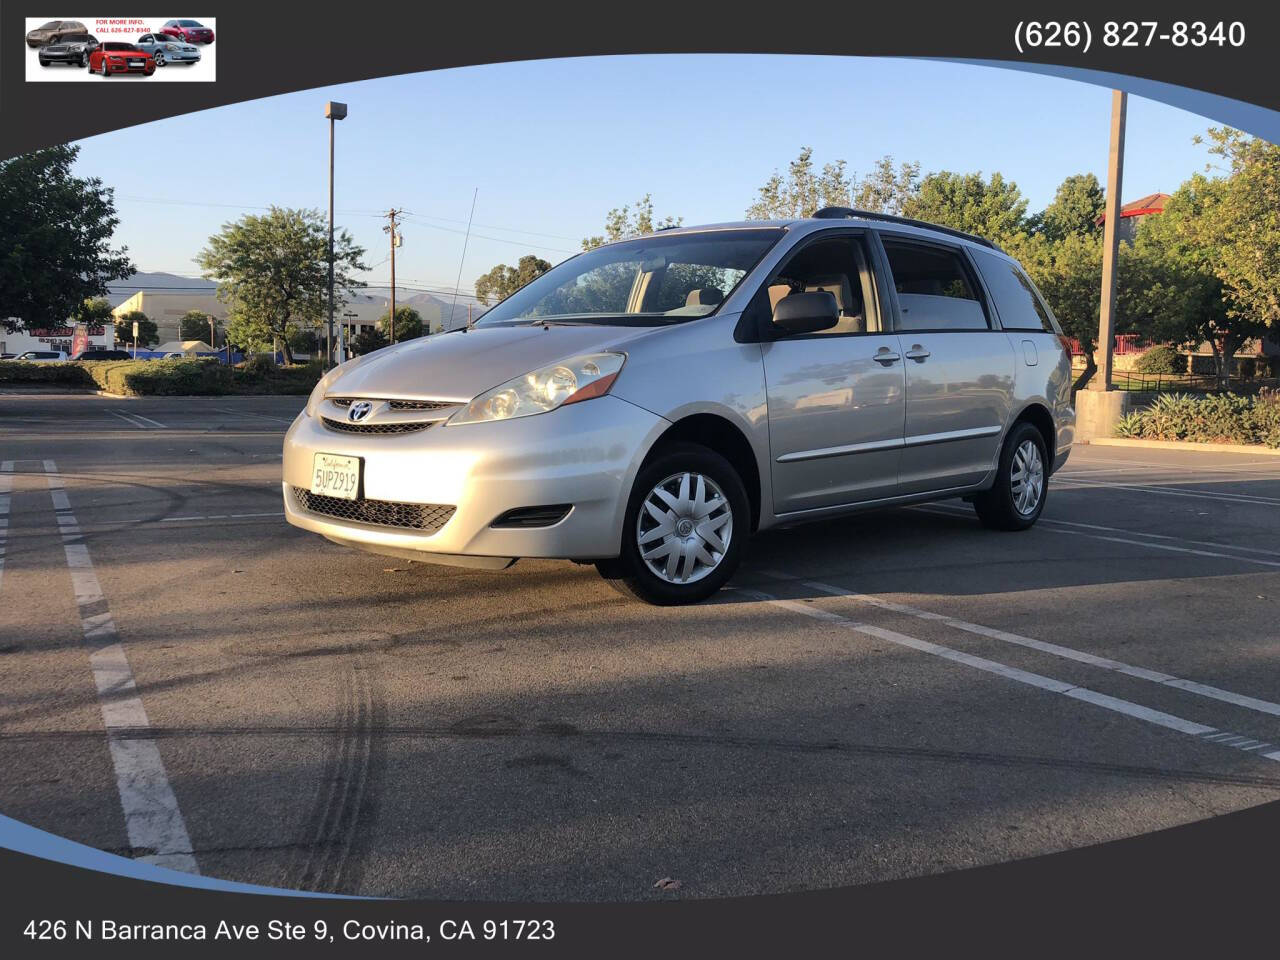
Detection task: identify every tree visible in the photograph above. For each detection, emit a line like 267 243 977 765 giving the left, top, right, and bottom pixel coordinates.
196 206 366 365
746 149 921 220
351 327 388 356
474 255 552 305
1036 173 1105 242
75 296 116 327
1128 173 1253 388
901 171 1030 243
583 194 680 251
378 305 425 343
114 310 158 348
179 309 220 342
0 145 134 333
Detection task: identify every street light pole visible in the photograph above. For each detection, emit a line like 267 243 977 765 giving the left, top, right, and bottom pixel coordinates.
324 101 348 370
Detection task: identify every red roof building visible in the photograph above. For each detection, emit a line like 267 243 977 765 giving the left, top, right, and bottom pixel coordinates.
1096 192 1170 242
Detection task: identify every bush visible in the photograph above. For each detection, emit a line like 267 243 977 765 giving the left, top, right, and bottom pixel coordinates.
1115 391 1280 448
0 358 320 396
1132 344 1181 375
239 353 277 376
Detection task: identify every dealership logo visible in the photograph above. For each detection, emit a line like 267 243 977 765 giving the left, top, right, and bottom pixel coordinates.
348 401 373 422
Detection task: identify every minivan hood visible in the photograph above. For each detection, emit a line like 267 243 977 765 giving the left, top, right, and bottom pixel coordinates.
325 323 649 401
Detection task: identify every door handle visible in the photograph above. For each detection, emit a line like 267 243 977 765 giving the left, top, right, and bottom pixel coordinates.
873 348 901 365
904 345 931 362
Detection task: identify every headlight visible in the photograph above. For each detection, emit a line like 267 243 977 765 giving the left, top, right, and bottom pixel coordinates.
304 367 342 417
166 42 179 50
448 352 625 426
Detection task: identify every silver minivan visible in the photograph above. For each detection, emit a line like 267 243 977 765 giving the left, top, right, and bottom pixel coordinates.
284 209 1075 604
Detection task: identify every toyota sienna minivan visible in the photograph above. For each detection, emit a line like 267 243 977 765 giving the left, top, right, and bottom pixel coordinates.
284 209 1075 604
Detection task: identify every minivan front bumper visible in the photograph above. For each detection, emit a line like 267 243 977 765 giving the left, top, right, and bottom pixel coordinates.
282 394 668 563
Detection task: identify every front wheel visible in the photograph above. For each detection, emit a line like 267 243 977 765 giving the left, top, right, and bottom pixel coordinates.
596 443 749 605
972 422 1048 531
153 52 165 66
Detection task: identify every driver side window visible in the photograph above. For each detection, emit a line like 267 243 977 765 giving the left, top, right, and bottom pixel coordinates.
752 235 880 337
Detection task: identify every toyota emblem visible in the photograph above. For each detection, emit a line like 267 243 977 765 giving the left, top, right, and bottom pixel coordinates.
348 400 373 422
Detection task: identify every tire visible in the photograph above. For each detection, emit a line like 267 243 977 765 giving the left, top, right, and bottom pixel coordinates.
972 422 1048 531
596 442 749 605
153 52 165 66
39 58 48 66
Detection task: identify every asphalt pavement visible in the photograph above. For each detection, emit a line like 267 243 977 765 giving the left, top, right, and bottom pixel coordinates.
2 392 1280 899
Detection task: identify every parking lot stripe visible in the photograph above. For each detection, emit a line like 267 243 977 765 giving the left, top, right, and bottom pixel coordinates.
0 461 11 593
764 572 1280 720
1054 475 1280 507
911 504 1280 569
42 459 199 874
737 587 1280 764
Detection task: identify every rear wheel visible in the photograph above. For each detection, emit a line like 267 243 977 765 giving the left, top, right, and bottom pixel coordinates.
596 443 748 605
973 422 1048 530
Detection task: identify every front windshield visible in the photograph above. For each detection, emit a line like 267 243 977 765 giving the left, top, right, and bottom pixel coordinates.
477 228 782 326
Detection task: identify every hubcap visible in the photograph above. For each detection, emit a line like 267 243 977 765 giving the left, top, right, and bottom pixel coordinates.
1011 439 1045 516
636 471 733 585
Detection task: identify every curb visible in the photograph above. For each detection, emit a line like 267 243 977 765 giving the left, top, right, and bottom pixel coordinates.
1086 437 1280 456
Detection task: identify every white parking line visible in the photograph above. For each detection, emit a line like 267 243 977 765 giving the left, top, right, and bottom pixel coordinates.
1054 475 1280 507
763 571 1280 720
911 504 1280 569
107 410 163 430
737 586 1280 763
43 459 199 874
0 461 11 593
156 511 284 523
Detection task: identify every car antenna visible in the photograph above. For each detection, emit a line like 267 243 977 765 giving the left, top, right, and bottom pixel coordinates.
450 188 479 332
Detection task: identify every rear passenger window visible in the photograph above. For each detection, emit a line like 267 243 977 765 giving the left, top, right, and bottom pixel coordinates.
882 239 989 331
972 250 1056 332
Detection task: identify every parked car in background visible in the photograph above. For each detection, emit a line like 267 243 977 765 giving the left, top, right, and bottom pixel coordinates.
159 19 214 43
284 209 1074 605
25 20 88 46
70 349 132 361
0 354 18 360
89 43 156 76
134 33 200 66
16 350 69 362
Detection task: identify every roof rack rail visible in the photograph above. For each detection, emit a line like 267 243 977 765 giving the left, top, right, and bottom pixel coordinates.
811 206 999 250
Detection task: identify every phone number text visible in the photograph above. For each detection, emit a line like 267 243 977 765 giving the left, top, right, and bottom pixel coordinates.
1014 21 1246 55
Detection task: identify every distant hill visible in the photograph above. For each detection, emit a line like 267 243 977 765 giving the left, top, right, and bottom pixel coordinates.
105 272 215 307
359 286 488 329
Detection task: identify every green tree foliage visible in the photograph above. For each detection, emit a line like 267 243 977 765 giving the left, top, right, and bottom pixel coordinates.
474 255 553 306
196 207 366 364
351 327 388 356
746 149 921 220
1036 173 1105 242
179 309 220 342
114 310 158 348
0 145 134 333
378 306 425 343
901 171 1030 243
75 296 116 327
582 194 680 251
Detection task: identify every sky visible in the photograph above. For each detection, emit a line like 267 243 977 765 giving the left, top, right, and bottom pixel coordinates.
70 55 1225 299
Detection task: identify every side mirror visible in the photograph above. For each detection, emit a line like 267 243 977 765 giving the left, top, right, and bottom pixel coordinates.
772 291 839 335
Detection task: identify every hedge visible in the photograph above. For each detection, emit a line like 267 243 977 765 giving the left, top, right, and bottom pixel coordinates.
0 359 321 396
1115 390 1280 448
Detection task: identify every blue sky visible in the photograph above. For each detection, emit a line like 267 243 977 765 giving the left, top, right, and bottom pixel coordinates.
71 55 1222 297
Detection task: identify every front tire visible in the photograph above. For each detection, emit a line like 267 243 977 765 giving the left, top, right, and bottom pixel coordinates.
973 422 1048 531
153 52 165 66
596 443 749 605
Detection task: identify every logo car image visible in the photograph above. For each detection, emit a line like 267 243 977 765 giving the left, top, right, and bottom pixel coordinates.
159 19 214 43
135 32 200 66
38 34 99 67
283 210 1076 605
25 19 88 47
89 42 156 77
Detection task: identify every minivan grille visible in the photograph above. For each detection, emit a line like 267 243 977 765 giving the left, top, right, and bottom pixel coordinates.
321 417 433 435
330 397 455 411
292 488 455 533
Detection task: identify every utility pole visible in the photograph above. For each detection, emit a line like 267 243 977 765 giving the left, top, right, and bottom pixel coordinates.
383 209 402 344
1093 89 1127 392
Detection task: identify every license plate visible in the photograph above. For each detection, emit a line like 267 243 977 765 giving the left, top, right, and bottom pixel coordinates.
311 453 361 500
